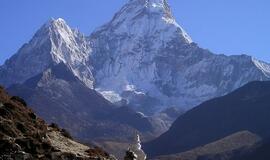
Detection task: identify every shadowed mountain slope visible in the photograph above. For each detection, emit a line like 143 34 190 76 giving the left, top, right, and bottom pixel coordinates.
144 81 270 157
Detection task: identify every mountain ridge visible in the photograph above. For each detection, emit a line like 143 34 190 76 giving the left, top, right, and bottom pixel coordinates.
1 0 270 114
0 18 93 88
7 63 168 141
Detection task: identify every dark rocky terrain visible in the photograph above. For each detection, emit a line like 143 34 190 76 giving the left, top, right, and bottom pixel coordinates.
155 131 261 160
144 81 270 157
0 85 114 160
231 139 270 160
193 138 270 160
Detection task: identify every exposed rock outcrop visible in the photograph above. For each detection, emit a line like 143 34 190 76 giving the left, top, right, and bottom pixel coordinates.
0 86 114 160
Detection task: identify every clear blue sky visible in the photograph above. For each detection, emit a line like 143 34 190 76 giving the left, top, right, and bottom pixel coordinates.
0 0 270 65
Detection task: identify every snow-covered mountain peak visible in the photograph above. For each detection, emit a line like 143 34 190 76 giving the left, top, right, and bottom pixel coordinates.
45 18 67 28
252 57 270 78
94 0 192 43
25 18 71 52
145 0 171 14
88 0 270 115
32 18 78 50
48 17 66 25
128 0 169 10
26 18 92 70
0 18 94 88
2 0 270 117
37 18 94 88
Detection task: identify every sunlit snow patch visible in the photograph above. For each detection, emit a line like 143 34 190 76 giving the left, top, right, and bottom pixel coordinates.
98 90 122 103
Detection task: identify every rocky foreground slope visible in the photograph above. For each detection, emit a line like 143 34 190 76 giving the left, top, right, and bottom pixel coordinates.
0 86 114 160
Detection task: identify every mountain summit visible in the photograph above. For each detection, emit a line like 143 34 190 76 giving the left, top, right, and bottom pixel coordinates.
0 18 93 88
89 0 270 114
124 0 191 42
1 1 270 115
92 0 192 44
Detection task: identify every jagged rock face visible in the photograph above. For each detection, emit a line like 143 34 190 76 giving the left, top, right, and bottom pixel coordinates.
0 18 94 88
89 0 270 113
